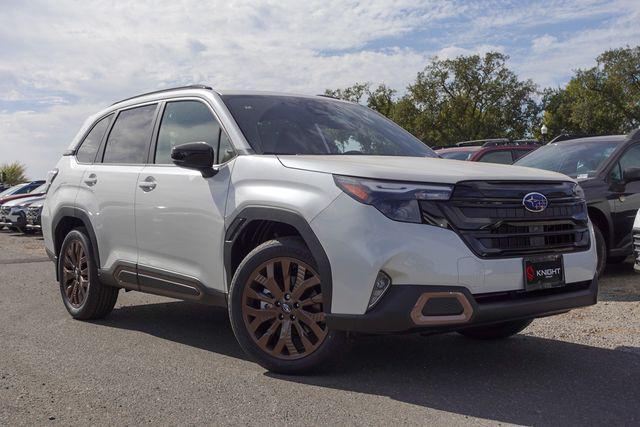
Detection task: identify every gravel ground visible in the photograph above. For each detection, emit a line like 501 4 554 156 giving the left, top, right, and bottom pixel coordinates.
0 229 638 426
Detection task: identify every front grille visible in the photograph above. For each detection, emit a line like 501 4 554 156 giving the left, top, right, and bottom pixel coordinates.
26 206 41 225
425 181 590 258
0 206 10 217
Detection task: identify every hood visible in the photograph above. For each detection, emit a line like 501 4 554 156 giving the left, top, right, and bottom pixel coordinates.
277 155 573 184
1 193 45 206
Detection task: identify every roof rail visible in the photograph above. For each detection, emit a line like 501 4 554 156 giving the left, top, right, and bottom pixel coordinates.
455 138 509 147
111 84 213 106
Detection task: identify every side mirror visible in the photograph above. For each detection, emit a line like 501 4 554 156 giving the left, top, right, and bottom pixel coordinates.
171 142 217 177
623 167 640 184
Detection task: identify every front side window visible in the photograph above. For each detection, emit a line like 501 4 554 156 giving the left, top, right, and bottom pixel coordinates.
222 95 436 157
478 150 513 164
155 101 221 164
76 114 113 163
611 144 640 182
102 104 157 164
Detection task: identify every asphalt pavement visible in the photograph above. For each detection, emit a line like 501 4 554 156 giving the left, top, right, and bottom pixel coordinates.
0 230 638 426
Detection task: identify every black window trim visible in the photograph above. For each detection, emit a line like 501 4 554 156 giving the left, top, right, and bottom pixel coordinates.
147 96 237 168
606 142 640 184
96 101 161 166
73 113 115 165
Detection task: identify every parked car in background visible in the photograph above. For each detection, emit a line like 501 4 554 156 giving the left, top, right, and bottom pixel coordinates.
0 195 46 234
515 131 640 275
42 86 597 374
634 209 639 272
0 181 46 205
26 199 45 233
437 139 539 164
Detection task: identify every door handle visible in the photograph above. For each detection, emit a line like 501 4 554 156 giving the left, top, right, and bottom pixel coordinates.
138 176 157 192
84 173 97 187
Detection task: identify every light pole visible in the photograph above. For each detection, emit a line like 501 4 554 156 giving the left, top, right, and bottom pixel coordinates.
541 124 548 143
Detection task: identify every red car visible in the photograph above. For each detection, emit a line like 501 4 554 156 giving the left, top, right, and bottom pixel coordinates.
437 140 539 164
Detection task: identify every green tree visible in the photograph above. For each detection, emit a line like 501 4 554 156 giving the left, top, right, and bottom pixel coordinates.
543 46 640 137
403 52 539 146
325 82 397 117
0 162 28 186
325 52 540 147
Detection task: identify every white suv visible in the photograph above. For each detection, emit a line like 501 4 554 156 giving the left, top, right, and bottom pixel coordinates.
42 85 598 373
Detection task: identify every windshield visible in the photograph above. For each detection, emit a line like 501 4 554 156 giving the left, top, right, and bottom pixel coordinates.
31 184 46 193
0 184 26 197
439 150 474 160
222 95 437 157
515 141 621 178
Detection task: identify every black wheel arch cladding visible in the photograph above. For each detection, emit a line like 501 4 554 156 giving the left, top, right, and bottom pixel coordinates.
224 206 333 313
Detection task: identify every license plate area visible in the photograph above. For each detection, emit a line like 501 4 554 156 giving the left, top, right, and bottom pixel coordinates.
523 254 565 291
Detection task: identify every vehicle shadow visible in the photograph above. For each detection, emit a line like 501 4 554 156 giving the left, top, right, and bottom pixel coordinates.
97 301 250 361
99 300 639 425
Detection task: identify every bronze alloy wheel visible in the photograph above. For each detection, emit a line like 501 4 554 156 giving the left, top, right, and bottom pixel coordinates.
62 239 89 308
242 257 327 360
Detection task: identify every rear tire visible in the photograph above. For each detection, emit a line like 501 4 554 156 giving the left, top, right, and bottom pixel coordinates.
607 256 628 264
457 319 533 340
593 224 607 277
228 237 344 374
58 228 118 320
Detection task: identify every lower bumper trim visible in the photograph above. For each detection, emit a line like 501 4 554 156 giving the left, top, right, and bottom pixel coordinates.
326 277 597 334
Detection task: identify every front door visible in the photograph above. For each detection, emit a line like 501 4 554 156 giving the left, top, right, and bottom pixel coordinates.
135 99 235 293
609 143 640 252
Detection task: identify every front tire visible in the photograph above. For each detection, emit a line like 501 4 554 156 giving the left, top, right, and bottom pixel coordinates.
228 237 343 374
457 319 533 340
593 224 607 277
58 228 118 320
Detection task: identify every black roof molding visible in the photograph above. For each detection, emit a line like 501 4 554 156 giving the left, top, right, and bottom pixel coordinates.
111 84 213 106
627 128 640 142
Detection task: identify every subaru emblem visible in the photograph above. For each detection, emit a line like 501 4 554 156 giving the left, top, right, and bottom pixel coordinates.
522 192 548 213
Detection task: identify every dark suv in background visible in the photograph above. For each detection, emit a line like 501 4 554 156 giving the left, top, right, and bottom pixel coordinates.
516 130 640 275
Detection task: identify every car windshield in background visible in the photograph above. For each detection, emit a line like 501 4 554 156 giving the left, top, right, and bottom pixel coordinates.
222 95 437 157
515 140 621 178
439 151 474 160
30 184 47 193
0 184 26 197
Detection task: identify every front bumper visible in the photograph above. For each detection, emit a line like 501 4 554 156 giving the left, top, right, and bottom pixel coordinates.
311 193 598 315
326 277 597 334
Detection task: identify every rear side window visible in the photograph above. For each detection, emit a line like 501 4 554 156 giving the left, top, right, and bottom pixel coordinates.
478 150 513 164
76 114 113 163
155 101 221 164
103 104 157 164
512 149 532 161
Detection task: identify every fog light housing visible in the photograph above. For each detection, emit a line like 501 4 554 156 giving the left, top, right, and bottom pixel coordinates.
367 271 392 310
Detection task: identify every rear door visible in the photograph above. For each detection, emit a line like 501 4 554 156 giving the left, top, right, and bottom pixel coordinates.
134 99 236 293
76 103 159 271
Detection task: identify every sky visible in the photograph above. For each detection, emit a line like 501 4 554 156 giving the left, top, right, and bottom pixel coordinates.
1 0 640 179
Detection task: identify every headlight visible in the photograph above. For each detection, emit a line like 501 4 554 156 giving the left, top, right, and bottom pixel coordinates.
333 175 453 224
573 183 585 200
